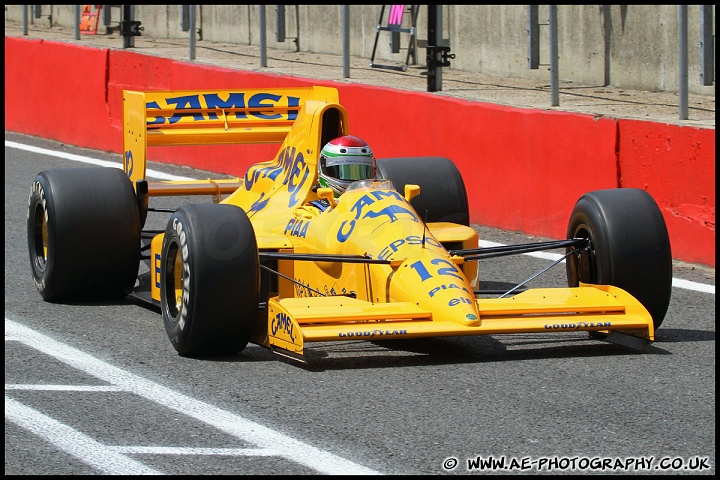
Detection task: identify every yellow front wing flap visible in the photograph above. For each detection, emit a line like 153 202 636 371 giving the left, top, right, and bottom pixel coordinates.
261 284 654 359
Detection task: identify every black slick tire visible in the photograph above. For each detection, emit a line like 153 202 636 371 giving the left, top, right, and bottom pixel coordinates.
566 188 672 331
161 204 259 357
27 167 141 302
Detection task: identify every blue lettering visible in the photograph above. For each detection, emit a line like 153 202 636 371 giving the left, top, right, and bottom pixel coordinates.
145 92 302 126
165 95 205 123
124 150 134 176
154 254 162 288
145 101 165 125
448 297 473 306
338 190 418 243
243 168 258 190
387 238 404 252
285 148 309 206
338 329 408 338
406 235 423 245
247 93 300 120
271 312 296 343
249 93 283 119
243 146 309 201
403 235 442 249
297 221 309 238
337 193 381 242
378 236 444 260
204 92 248 119
284 219 309 238
371 190 405 202
349 194 378 220
337 219 356 243
287 96 300 120
429 284 471 298
544 322 612 330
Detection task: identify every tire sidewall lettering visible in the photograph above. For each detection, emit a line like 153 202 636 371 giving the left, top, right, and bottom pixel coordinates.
170 217 191 332
28 179 49 293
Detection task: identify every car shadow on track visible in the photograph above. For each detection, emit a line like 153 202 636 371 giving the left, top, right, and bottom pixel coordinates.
82 297 711 371
654 328 716 343
242 334 681 372
131 325 714 371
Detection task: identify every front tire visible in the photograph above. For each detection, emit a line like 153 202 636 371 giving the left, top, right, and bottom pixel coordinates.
161 204 260 357
27 168 141 302
566 188 672 330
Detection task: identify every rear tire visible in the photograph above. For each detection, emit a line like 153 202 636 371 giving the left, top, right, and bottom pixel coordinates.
376 156 469 225
161 204 260 357
27 168 141 302
566 188 672 330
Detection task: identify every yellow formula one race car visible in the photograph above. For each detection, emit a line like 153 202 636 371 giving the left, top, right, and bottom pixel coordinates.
27 86 672 363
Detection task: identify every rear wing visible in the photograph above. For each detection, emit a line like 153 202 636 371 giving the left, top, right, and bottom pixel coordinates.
122 86 342 188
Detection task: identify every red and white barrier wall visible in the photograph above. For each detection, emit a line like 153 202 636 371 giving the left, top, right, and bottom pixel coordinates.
5 37 715 267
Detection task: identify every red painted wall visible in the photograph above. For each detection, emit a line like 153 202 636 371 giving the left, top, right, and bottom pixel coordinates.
617 120 715 265
5 37 715 267
4 39 112 151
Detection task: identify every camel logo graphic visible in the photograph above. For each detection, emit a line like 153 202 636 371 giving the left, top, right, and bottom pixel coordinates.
337 190 419 242
247 192 269 216
362 204 418 223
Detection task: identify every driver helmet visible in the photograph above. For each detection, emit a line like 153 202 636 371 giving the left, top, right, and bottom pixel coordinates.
318 135 376 197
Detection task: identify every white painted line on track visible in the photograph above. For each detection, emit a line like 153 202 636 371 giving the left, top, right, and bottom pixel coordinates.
5 318 382 475
5 395 164 475
672 277 715 294
5 384 126 392
478 239 715 294
6 139 714 295
109 446 282 456
4 140 194 181
479 239 566 262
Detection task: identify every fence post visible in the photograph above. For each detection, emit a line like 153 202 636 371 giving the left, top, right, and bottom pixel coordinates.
678 5 688 120
260 5 267 67
549 5 559 107
343 5 350 78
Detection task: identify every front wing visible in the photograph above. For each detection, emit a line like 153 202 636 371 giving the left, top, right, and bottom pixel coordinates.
254 283 654 362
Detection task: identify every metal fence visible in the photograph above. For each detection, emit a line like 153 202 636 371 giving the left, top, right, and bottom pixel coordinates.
12 5 716 120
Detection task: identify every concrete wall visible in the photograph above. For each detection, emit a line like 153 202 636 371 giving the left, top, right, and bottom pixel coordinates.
6 5 715 95
5 36 715 267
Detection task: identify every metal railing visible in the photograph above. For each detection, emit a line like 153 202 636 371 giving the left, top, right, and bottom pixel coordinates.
17 5 715 120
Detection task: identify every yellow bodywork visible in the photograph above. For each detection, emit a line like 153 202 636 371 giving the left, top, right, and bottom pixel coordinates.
123 86 655 361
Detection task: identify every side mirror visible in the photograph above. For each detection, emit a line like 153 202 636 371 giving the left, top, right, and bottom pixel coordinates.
404 184 421 203
317 187 336 208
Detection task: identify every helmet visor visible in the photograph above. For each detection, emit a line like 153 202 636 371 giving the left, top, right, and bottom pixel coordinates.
325 163 375 182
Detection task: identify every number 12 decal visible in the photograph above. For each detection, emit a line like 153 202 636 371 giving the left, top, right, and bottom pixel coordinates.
409 259 463 282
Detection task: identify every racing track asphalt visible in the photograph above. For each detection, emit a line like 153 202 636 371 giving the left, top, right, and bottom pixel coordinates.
4 131 716 475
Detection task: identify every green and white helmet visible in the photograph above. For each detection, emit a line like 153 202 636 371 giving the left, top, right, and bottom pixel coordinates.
318 135 376 197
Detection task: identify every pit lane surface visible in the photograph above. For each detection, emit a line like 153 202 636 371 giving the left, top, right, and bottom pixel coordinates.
5 131 715 475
